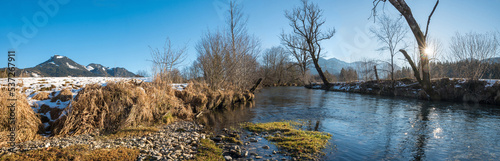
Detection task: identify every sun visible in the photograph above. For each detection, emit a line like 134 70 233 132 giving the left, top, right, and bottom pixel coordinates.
424 47 433 56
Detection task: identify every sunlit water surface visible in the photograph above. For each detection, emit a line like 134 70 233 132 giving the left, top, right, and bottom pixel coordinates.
198 87 500 160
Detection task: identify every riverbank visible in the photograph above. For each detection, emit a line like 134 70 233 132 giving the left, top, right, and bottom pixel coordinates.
0 77 258 160
306 78 500 105
0 121 204 160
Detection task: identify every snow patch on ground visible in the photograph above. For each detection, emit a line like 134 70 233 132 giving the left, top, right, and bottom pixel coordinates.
171 83 188 91
55 55 64 59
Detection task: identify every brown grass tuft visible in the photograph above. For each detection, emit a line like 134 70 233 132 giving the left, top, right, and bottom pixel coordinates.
32 92 50 100
53 82 171 136
38 104 51 114
52 79 255 137
50 88 73 102
0 88 42 146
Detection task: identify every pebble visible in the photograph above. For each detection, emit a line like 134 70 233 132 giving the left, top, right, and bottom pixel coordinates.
0 121 202 160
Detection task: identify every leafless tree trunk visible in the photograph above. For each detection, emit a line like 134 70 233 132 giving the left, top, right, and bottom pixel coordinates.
373 0 440 100
149 37 187 82
370 15 408 81
448 32 499 80
282 0 335 88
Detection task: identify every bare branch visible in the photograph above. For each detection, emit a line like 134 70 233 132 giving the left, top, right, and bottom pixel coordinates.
424 0 439 39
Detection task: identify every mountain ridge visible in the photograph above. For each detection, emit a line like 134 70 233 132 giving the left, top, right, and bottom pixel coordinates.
4 55 136 77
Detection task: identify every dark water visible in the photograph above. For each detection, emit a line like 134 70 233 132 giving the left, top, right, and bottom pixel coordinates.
198 87 500 161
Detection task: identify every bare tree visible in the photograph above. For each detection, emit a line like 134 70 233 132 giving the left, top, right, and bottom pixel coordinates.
281 34 311 83
136 70 149 77
448 31 499 80
370 15 408 81
224 0 260 90
262 46 289 84
196 0 260 90
357 58 378 81
281 0 335 88
196 30 227 89
149 37 187 82
373 0 441 100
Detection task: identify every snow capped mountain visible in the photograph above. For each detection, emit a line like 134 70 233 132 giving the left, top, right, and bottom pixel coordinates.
11 55 137 77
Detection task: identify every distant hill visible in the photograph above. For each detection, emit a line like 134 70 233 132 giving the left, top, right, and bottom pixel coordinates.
484 57 500 64
2 55 136 77
308 57 360 75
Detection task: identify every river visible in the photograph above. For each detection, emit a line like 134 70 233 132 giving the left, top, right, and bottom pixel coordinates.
198 87 500 160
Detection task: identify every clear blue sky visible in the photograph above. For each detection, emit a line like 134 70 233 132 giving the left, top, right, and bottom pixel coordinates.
1 0 499 74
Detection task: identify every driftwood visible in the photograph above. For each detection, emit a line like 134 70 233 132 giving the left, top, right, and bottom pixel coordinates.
249 78 262 93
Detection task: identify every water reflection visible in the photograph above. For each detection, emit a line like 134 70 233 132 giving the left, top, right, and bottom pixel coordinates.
200 87 500 160
196 101 255 133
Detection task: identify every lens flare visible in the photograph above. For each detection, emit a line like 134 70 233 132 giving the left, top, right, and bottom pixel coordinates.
424 47 433 56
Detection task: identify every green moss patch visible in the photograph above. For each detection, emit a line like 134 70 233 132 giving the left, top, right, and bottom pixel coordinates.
242 121 332 160
191 139 223 161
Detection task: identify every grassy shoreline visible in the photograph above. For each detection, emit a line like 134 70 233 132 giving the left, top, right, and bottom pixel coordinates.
242 121 332 160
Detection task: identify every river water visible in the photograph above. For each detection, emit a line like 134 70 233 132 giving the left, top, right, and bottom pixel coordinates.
198 87 500 160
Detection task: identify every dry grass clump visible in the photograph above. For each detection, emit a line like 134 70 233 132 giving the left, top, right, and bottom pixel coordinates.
142 80 185 119
0 144 139 161
50 88 73 102
176 82 255 112
49 108 64 120
175 83 209 113
52 78 255 136
38 104 51 114
0 88 42 146
32 92 50 100
53 82 156 136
